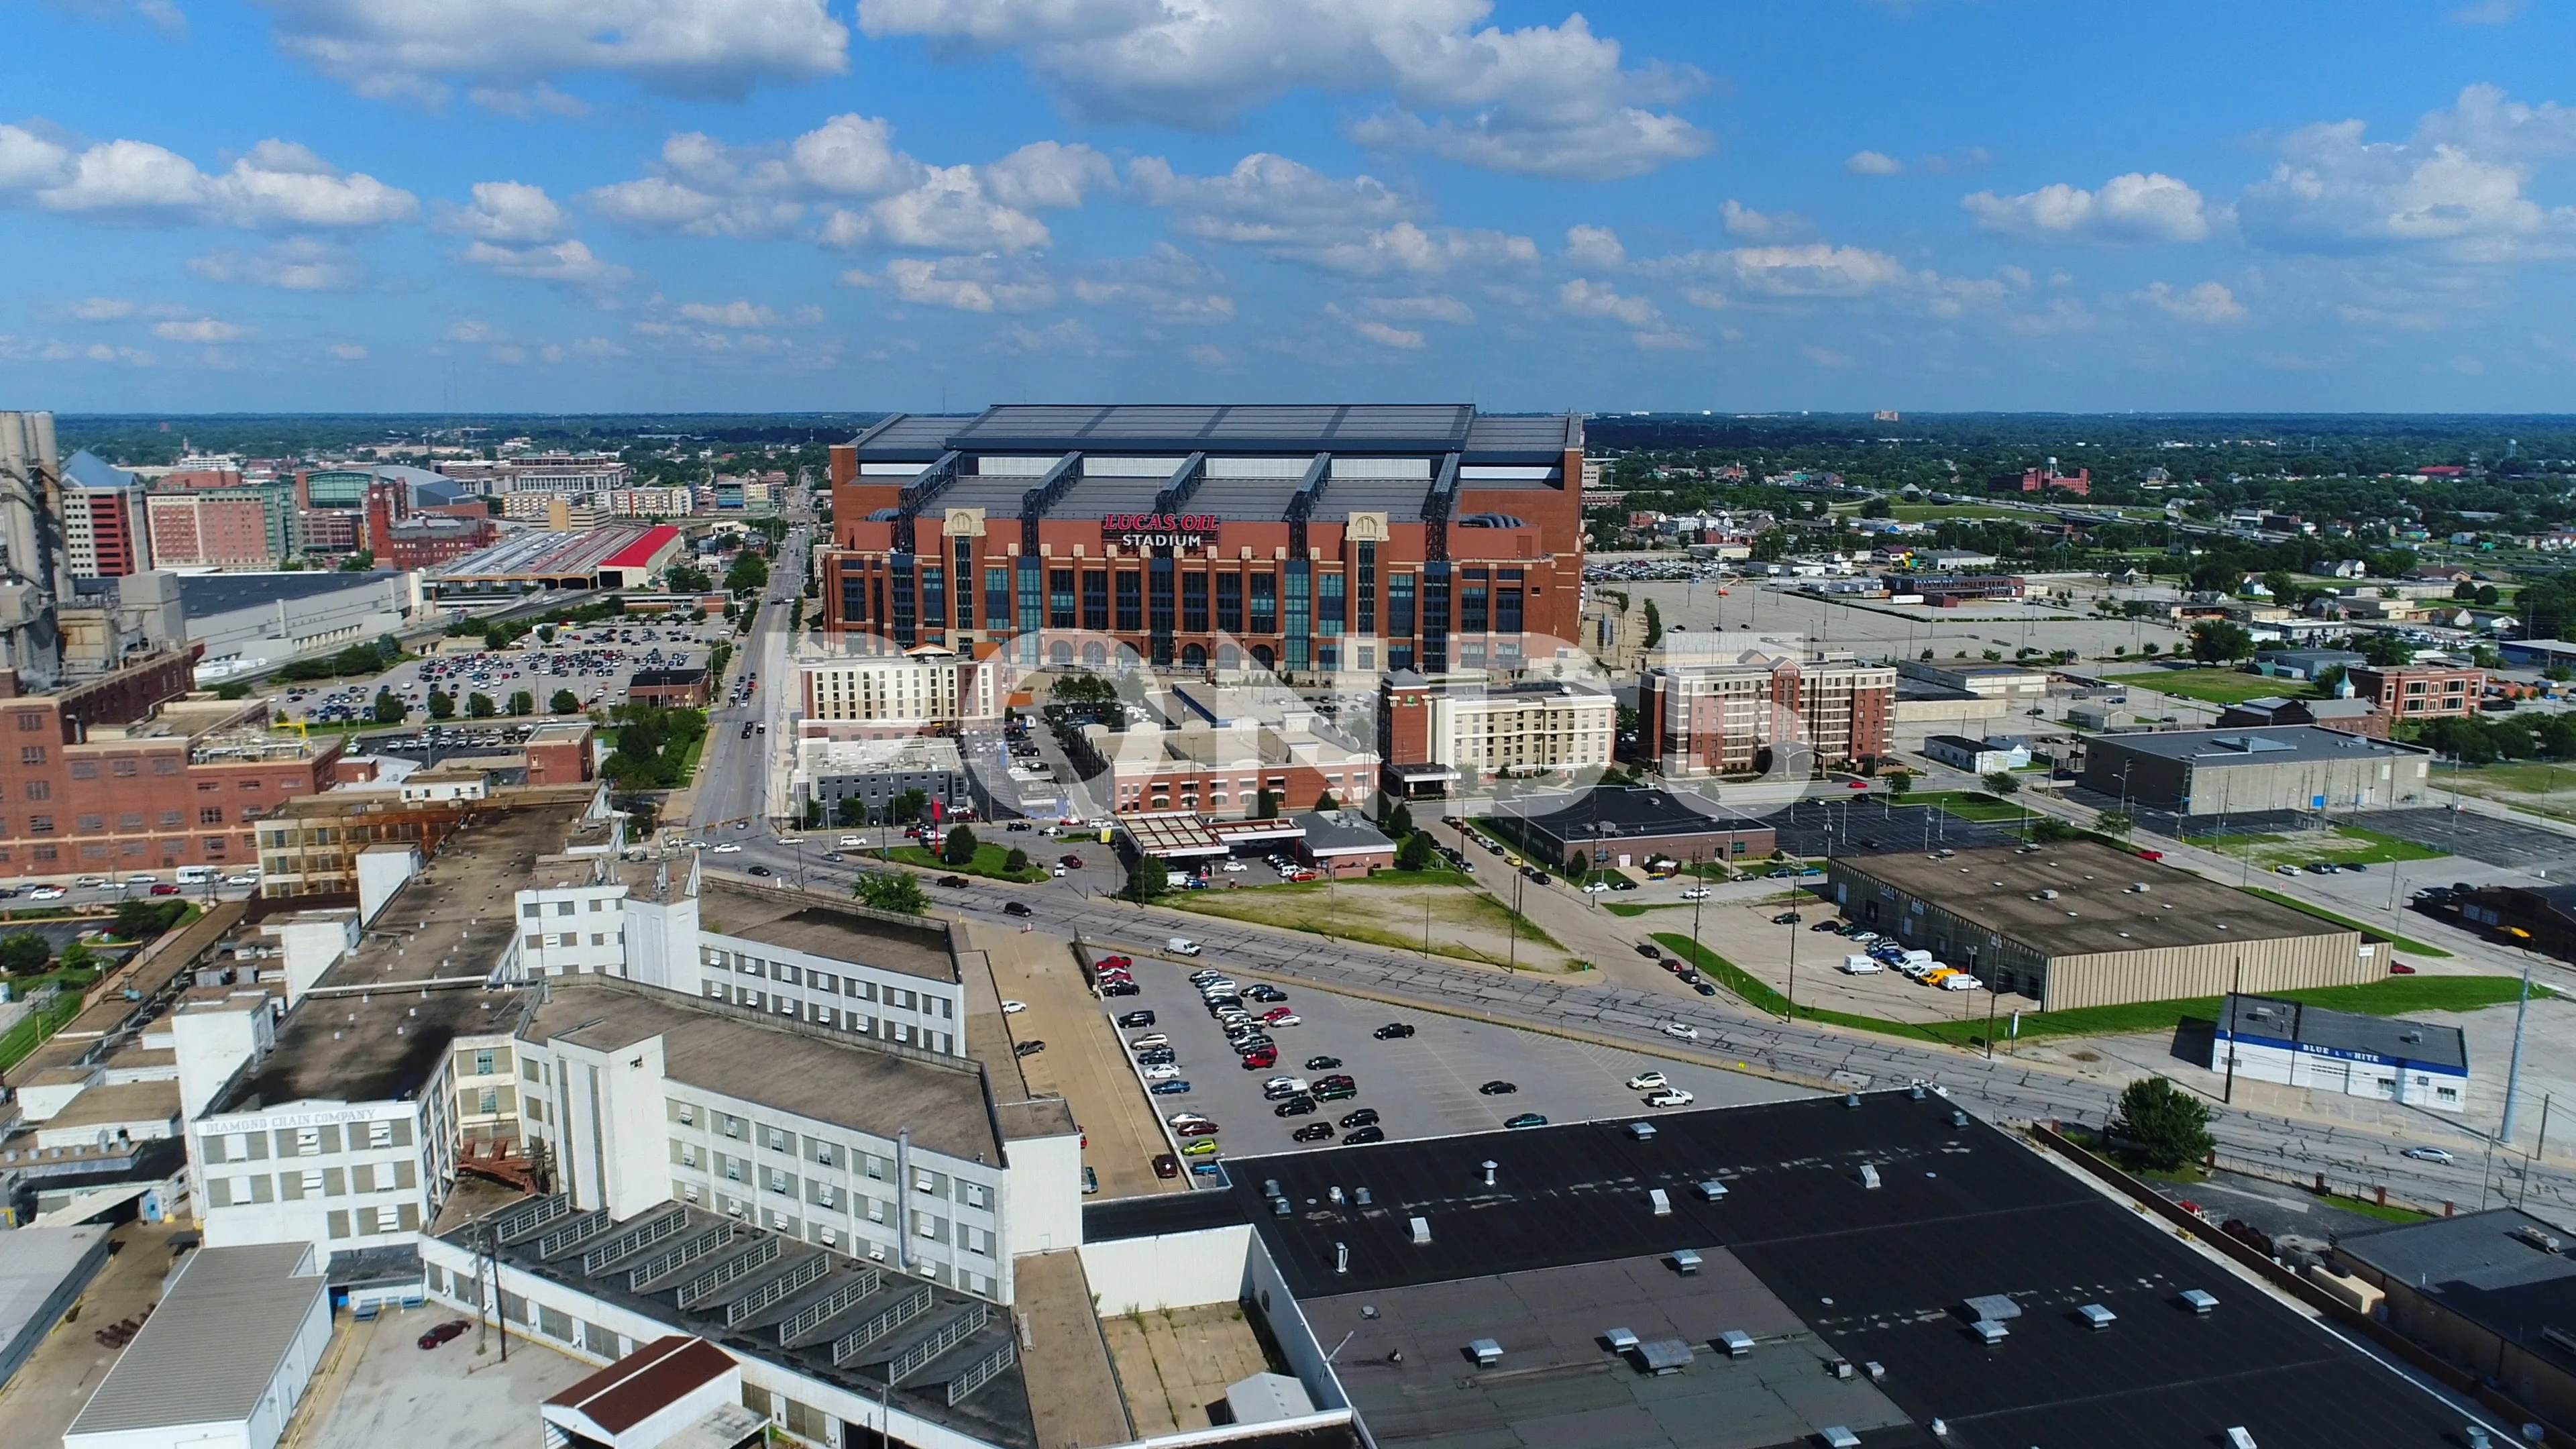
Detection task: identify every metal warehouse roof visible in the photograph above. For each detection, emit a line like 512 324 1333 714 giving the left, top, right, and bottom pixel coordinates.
66 1244 323 1438
2086 724 2426 766
174 570 402 616
2336 1208 2576 1366
1835 841 2347 957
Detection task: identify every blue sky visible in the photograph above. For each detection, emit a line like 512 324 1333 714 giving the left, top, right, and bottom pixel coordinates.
13 0 2576 415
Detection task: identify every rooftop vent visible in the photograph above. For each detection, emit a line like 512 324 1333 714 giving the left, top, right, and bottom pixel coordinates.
2078 1303 2117 1330
1335 1242 1349 1275
1629 1122 1658 1141
1354 1187 1373 1206
1963 1293 2022 1322
2037 888 2059 900
2517 1226 2564 1254
1821 1430 1862 1449
1605 1327 1640 1352
1468 1338 1503 1367
1858 1164 1882 1189
2225 1430 2257 1449
1717 1330 1756 1356
1272 1197 1291 1216
1951 1109 1969 1128
1409 1216 1432 1245
1635 1339 1695 1375
1968 1319 2008 1345
2180 1289 2219 1314
1672 1248 1703 1275
1481 1159 1497 1187
1648 1188 1672 1217
1695 1179 1729 1202
1843 1093 1862 1110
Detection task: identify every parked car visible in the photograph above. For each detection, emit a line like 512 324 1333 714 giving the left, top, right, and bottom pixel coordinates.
1342 1125 1387 1145
1645 1088 1697 1108
1626 1071 1668 1090
1477 1080 1518 1095
1246 984 1288 1003
1181 1140 1221 1157
1014 1040 1046 1057
1338 1108 1381 1130
1373 1022 1417 1040
1117 1010 1157 1028
1303 1055 1342 1071
1152 1153 1181 1179
1291 1122 1336 1143
1174 1120 1222 1137
1150 1079 1192 1095
418 1319 470 1350
1273 1097 1319 1117
1503 1113 1548 1129
1140 1063 1181 1080
1130 1032 1169 1049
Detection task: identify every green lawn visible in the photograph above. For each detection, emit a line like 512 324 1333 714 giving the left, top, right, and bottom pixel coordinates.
2236 886 2454 957
887 843 1046 883
1650 932 2518 1049
0 989 87 1073
2184 826 2449 869
2320 1192 2435 1224
1603 901 1693 918
1172 871 1568 969
2104 669 2299 706
1889 790 2029 822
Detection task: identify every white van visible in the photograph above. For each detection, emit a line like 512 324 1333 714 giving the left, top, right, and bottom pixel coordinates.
175 866 218 885
1168 937 1204 957
1840 955 1882 975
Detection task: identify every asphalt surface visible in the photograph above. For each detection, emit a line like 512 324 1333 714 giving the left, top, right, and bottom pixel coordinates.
1096 951 1804 1170
2347 805 2576 874
688 520 807 835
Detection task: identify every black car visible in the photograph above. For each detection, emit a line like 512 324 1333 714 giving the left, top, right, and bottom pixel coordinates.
1338 1107 1380 1129
1273 1096 1319 1117
1135 1048 1175 1065
1693 981 1717 996
938 875 970 888
1117 1010 1157 1028
1771 911 1801 924
1342 1125 1387 1145
1635 941 1663 958
1014 1040 1045 1057
1246 985 1288 1003
1002 901 1034 917
1101 981 1139 997
1290 1122 1336 1143
1303 1055 1342 1071
1373 1022 1416 1040
747 865 774 877
1809 920 1842 932
1477 1080 1517 1095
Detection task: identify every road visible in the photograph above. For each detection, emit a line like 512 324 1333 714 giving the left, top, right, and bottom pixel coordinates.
688 518 808 836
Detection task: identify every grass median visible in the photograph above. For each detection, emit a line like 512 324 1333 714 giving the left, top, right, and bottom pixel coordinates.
2236 886 2453 957
1650 932 2524 1050
886 843 1046 883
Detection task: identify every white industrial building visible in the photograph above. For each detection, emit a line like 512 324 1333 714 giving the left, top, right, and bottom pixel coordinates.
177 570 420 678
1922 733 2031 775
0 1226 111 1389
2213 994 2471 1110
62 1243 330 1449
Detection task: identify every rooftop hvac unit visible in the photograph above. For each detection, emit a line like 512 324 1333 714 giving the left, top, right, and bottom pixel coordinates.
1648 1188 1672 1216
1843 1093 1862 1110
2180 1289 2219 1314
2078 1303 2116 1330
1671 1248 1702 1275
1962 1294 2021 1322
1949 1110 1969 1128
1635 1339 1695 1375
1968 1320 2008 1345
1354 1187 1373 1205
1468 1338 1503 1367
1629 1122 1658 1141
2225 1430 2257 1449
1481 1160 1497 1185
1272 1197 1291 1216
1409 1216 1432 1245
1604 1327 1640 1352
1858 1165 1881 1189
1821 1429 1862 1449
1827 1358 1854 1380
2517 1225 2564 1254
1717 1330 1756 1356
1695 1179 1729 1202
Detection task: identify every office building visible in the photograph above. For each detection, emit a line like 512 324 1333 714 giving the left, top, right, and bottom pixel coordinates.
1823 841 2380 1008
1639 650 1894 776
144 481 292 569
1376 672 1615 798
59 451 150 579
2348 662 2484 721
2078 725 2432 817
818 405 1585 680
794 735 969 822
1068 682 1379 816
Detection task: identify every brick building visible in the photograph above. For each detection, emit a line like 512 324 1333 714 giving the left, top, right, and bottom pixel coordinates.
60 452 148 579
145 487 287 569
364 481 496 571
818 405 1585 682
1377 672 1616 798
794 644 1004 741
1640 651 1895 776
2347 662 2483 721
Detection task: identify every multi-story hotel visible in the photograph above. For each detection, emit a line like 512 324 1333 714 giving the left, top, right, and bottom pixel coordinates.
816 405 1585 682
1377 672 1617 797
794 641 1004 741
1640 649 1896 775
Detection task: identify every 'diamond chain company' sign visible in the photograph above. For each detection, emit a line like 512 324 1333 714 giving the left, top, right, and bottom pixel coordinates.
1102 513 1220 550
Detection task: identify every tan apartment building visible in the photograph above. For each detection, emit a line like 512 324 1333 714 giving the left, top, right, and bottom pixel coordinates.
794 643 1005 740
1377 672 1615 797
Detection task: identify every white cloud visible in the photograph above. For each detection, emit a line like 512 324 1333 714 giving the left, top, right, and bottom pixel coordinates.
68 297 135 320
461 238 635 288
188 237 363 290
789 115 926 195
1309 221 1537 276
1844 150 1902 176
2236 89 2576 260
1963 172 2211 244
1 130 415 227
822 167 1049 252
1365 294 1474 324
1558 277 1658 325
2450 0 2524 21
1183 343 1230 367
1133 153 1529 275
468 83 590 118
52 0 189 38
254 0 849 102
2135 280 2245 323
860 1 1707 177
153 317 246 342
1720 199 1813 242
329 341 368 359
1667 243 1916 297
1003 318 1102 354
983 141 1114 210
435 180 571 242
1564 224 1625 269
1071 245 1235 323
1350 317 1424 348
679 300 784 327
849 256 1057 312
445 319 500 343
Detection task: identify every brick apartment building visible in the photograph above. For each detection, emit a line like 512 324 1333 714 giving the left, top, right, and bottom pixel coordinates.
365 480 496 571
2347 663 2484 721
818 404 1585 681
60 452 148 579
145 488 286 569
1640 651 1895 776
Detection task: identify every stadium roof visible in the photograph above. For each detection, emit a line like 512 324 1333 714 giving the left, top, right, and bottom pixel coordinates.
61 450 138 490
853 406 1580 464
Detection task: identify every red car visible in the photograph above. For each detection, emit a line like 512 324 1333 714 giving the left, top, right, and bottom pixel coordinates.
1174 1120 1222 1137
1151 1153 1181 1179
1845 780 1869 789
417 1319 470 1350
1061 855 1085 868
1262 1006 1297 1023
148 883 180 896
2389 962 2418 975
1096 955 1132 971
1240 1049 1278 1069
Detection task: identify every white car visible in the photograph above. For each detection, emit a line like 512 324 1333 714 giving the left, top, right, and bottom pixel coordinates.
1130 1033 1171 1049
224 873 260 886
1052 865 1068 877
1167 937 1203 956
1660 1022 1700 1040
1000 1000 1026 1014
1582 881 1611 894
1140 1064 1182 1080
1167 1112 1213 1126
1263 1077 1309 1095
2400 1145 2455 1163
27 886 63 900
1645 1089 1697 1108
1679 887 1711 900
1625 1071 1669 1091
1221 861 1249 873
839 835 864 847
1264 1013 1303 1027
711 843 745 854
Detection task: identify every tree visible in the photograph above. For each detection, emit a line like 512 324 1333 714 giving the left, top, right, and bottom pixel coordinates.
427 688 455 720
1395 832 1436 872
2477 583 2502 607
466 692 496 718
1313 790 1340 812
2261 570 2297 603
943 824 979 865
1252 789 1280 820
339 549 376 572
2357 631 2415 666
374 633 402 664
550 689 581 714
725 552 771 594
113 899 185 941
1641 598 1664 651
1382 800 1414 839
1124 855 1167 903
854 872 928 914
837 796 869 827
2188 620 2253 666
0 931 48 975
2113 1075 2215 1172
2098 809 2134 836
57 938 96 974
1003 847 1029 874
372 689 406 724
1982 770 2021 796
891 788 928 826
506 690 533 716
1884 770 1913 799
666 563 712 593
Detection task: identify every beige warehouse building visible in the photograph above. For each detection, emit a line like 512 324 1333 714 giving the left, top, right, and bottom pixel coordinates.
1825 841 2379 1010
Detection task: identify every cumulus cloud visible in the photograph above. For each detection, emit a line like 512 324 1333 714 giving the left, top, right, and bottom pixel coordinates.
188 236 363 290
1564 224 1625 269
2134 280 2245 322
68 297 136 320
435 180 571 242
1720 199 1813 242
1348 317 1424 348
329 341 368 358
1963 172 2212 244
983 141 1115 211
153 317 246 342
676 299 822 327
1070 244 1235 323
254 0 849 103
461 238 635 288
1132 154 1532 275
1558 277 1658 325
857 0 1709 179
1845 150 1902 176
2235 87 2576 261
0 125 417 227
1365 294 1474 324
1661 242 1917 297
847 256 1057 313
467 83 590 118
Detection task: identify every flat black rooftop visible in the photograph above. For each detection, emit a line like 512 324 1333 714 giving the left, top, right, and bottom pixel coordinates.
2223 992 2467 1071
1499 785 1772 843
2336 1207 2576 1368
176 570 402 616
1142 1093 2487 1449
853 405 1578 464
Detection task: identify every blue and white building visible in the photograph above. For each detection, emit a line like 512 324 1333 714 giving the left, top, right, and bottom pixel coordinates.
2213 994 2469 1110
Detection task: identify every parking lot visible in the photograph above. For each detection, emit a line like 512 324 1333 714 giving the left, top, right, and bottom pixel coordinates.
280 624 710 725
1095 951 1804 1177
2347 806 2576 874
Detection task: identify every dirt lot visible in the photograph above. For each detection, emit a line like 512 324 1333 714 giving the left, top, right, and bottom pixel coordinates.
1170 875 1577 972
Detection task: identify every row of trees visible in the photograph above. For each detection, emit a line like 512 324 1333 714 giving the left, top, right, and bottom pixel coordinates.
361 686 584 727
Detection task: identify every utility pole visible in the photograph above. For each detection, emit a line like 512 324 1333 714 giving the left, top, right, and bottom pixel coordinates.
2223 956 2242 1106
2502 967 2533 1145
1783 910 1799 1023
